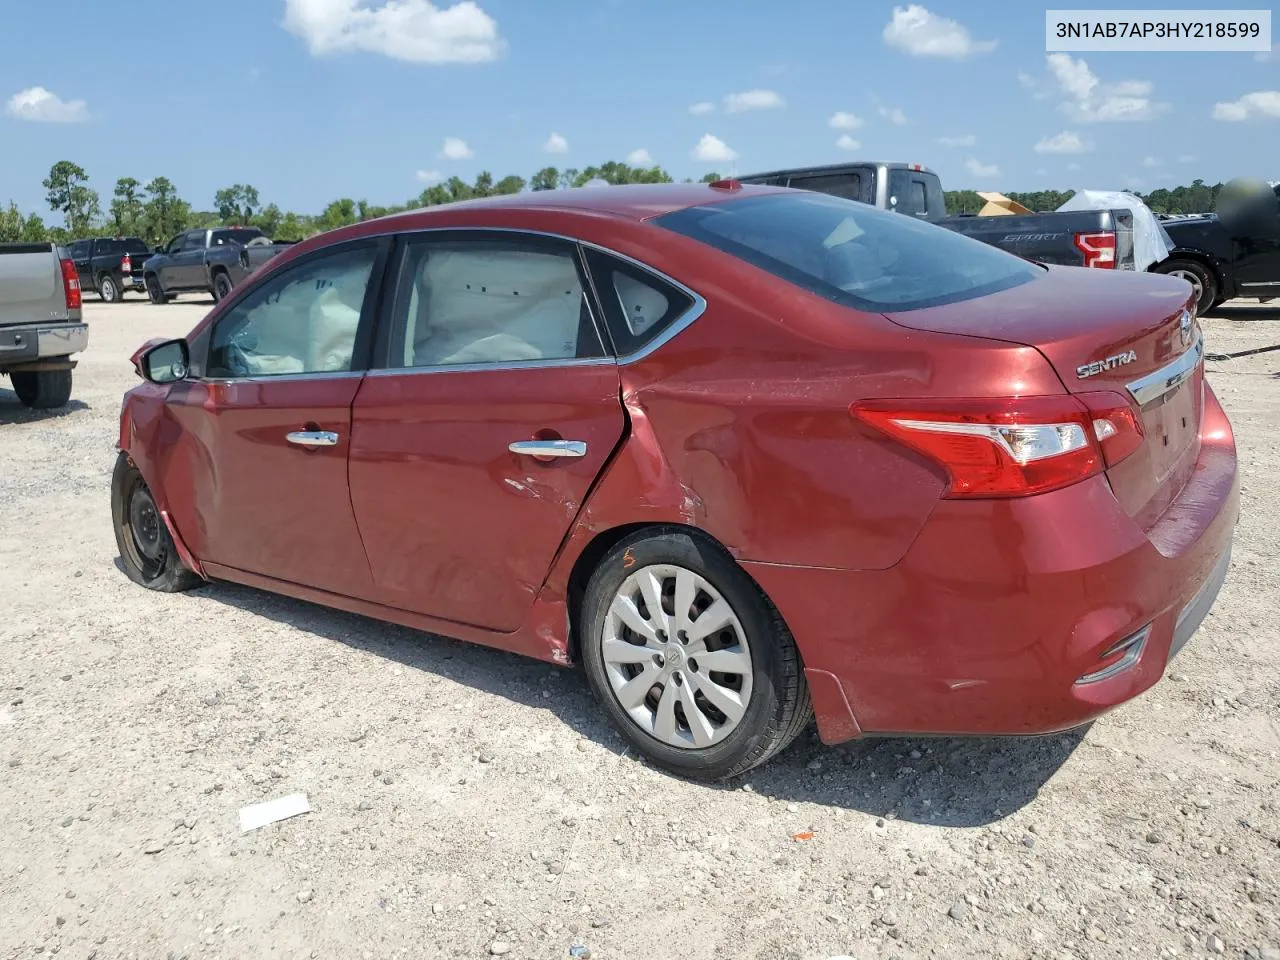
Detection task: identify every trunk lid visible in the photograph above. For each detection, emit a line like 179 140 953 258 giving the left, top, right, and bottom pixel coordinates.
882 265 1202 528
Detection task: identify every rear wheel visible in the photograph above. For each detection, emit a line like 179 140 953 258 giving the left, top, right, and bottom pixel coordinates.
579 528 811 781
211 271 233 302
111 453 201 592
98 274 120 303
10 369 72 409
1155 258 1217 317
146 274 169 304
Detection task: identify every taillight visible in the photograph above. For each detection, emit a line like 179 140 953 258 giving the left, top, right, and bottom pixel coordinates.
1073 231 1116 269
851 394 1140 498
59 258 81 310
121 254 132 273
1077 391 1145 467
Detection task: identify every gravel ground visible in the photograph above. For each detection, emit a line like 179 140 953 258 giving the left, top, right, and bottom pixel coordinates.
1 295 1278 960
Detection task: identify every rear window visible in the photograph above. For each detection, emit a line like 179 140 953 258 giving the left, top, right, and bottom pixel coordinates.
211 229 263 246
655 192 1040 312
96 238 149 256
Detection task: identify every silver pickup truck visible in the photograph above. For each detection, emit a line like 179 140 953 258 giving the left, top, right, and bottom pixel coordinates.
0 242 88 409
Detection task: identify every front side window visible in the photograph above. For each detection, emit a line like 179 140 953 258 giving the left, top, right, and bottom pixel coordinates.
164 235 184 255
180 232 205 252
389 235 604 368
655 192 1041 313
206 244 377 378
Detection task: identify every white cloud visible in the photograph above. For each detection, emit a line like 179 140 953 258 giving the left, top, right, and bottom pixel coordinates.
415 168 442 183
965 157 999 177
627 148 654 165
1046 53 1167 122
439 136 473 159
1067 162 1082 171
1142 155 1162 168
836 134 861 151
542 132 568 154
282 0 505 63
828 111 863 130
882 4 996 59
1033 130 1091 154
1018 70 1052 100
938 133 975 147
879 105 908 125
1212 90 1280 121
724 89 784 113
1177 154 1197 163
5 86 88 122
688 101 715 115
692 134 737 163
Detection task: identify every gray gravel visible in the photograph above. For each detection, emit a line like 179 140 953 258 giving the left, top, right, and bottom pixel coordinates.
1 296 1278 959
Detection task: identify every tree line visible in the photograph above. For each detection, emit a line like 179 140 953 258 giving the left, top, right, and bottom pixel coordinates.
1 159 1229 246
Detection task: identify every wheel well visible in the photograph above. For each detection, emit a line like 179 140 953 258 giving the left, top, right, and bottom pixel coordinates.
1156 252 1224 292
563 521 741 664
211 265 229 278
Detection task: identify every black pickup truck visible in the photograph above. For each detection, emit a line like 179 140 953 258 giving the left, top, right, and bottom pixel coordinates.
1154 183 1280 315
739 162 1138 271
142 227 294 304
66 236 152 303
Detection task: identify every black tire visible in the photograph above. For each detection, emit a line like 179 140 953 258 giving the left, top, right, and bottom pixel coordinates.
579 527 811 781
1154 258 1218 317
111 452 202 592
10 368 72 409
98 274 120 303
145 274 169 304
211 271 233 302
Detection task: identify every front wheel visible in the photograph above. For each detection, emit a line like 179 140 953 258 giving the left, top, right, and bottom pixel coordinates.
579 528 811 781
211 271 234 302
98 274 120 303
145 274 169 304
10 368 72 409
111 453 202 592
1155 258 1218 317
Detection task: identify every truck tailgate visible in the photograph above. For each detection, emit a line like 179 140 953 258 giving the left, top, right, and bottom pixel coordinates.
0 244 63 326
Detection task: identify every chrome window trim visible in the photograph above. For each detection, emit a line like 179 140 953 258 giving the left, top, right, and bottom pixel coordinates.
1125 330 1204 407
199 370 367 385
365 356 616 378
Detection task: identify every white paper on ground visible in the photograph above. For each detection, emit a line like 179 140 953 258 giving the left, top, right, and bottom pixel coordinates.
239 793 310 832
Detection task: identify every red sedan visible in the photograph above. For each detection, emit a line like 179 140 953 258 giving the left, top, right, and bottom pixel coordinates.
113 183 1238 780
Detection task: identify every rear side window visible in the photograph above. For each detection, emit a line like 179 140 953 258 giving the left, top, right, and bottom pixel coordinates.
655 192 1040 312
212 229 264 246
787 172 864 203
887 170 946 219
582 249 695 357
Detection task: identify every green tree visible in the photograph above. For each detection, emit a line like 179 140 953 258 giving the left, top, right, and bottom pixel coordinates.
214 184 260 224
22 212 48 242
494 175 526 195
110 177 145 235
472 171 495 198
445 177 474 203
557 168 580 190
255 202 284 237
699 172 722 183
42 161 100 235
317 198 358 232
276 211 306 241
530 167 559 191
0 202 23 242
142 177 191 244
571 162 674 187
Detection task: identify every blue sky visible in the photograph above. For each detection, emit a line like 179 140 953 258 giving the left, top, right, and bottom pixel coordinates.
2 0 1276 217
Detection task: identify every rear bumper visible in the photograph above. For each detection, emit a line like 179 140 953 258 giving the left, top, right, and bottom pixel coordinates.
0 322 89 367
746 381 1240 743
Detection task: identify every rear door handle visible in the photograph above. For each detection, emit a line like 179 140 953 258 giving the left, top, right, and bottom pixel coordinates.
286 430 339 448
508 440 587 458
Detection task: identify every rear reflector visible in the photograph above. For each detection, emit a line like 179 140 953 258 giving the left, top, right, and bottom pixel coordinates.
851 393 1141 498
1073 231 1116 269
59 258 81 310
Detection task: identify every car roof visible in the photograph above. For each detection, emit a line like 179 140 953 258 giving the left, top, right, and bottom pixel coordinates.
367 182 789 229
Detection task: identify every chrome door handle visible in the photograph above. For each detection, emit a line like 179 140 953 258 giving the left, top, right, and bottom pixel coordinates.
286 430 339 448
508 440 588 458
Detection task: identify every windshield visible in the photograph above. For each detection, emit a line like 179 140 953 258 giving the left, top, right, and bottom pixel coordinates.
655 192 1041 312
211 229 264 246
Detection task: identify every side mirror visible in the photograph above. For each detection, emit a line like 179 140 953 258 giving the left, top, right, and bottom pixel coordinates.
136 338 189 384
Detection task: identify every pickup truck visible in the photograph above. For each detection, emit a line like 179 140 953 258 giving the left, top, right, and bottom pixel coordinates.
738 161 1138 271
67 236 152 303
1153 182 1280 315
142 227 294 304
0 243 88 409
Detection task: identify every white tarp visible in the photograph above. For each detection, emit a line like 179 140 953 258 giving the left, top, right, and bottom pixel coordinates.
1055 189 1174 272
